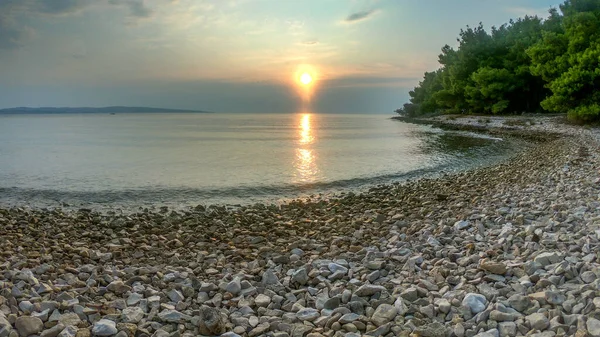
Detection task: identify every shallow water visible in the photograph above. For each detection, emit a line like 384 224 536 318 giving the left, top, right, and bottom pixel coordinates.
0 113 524 209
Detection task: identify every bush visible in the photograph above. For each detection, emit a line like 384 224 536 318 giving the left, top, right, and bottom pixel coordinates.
568 104 600 122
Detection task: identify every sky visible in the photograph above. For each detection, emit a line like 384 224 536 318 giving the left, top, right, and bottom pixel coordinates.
0 0 563 114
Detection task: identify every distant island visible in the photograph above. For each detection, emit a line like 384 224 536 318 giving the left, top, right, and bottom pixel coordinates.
0 106 212 114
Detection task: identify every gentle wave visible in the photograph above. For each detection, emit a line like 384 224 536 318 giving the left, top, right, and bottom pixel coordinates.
0 164 452 205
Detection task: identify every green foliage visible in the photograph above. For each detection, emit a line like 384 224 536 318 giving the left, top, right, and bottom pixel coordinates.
399 0 600 122
528 0 600 121
407 70 444 115
395 103 421 117
466 67 514 114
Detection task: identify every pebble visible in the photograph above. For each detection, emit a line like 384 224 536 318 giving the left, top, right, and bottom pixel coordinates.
354 285 386 297
400 288 418 302
0 117 598 337
588 317 600 337
106 281 130 295
91 319 117 336
57 325 78 337
15 316 43 337
479 260 507 275
371 304 397 327
254 294 270 308
498 322 516 337
291 268 309 285
121 307 144 323
225 278 241 295
296 308 320 322
338 313 360 324
463 293 487 314
527 313 549 331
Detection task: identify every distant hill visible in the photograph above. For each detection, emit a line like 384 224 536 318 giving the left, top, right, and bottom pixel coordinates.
0 106 212 114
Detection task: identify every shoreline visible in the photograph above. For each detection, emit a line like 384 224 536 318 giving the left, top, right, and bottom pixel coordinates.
1 116 599 337
0 126 527 214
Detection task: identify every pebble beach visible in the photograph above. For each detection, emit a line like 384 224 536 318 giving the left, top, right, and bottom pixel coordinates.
1 116 599 337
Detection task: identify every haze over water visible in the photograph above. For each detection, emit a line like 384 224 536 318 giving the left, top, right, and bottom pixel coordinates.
0 113 521 209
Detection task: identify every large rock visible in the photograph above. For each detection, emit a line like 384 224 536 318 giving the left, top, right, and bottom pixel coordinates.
121 307 144 323
196 307 225 336
15 316 44 337
92 319 117 336
462 293 487 314
479 260 507 275
261 269 280 285
296 308 320 322
166 289 184 303
365 323 391 337
106 280 131 294
508 294 532 312
248 323 269 337
544 291 565 305
394 297 409 315
225 278 241 295
454 220 470 230
498 322 517 337
490 310 517 322
0 316 9 330
436 299 451 314
57 326 78 337
338 313 360 324
581 271 596 283
413 322 447 337
58 313 81 327
371 304 397 327
291 268 308 286
474 330 499 337
158 309 191 323
588 317 600 337
40 323 65 337
400 288 418 302
328 263 348 274
151 330 169 337
323 297 340 310
254 294 271 308
526 313 549 330
534 252 563 267
354 284 386 297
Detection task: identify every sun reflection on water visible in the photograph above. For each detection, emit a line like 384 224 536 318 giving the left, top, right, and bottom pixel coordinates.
294 113 319 183
300 114 314 145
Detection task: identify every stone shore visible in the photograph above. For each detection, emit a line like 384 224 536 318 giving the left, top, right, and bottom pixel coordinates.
1 116 599 337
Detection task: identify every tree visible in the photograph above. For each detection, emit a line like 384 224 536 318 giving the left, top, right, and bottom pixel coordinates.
398 0 600 122
407 70 444 114
528 0 600 121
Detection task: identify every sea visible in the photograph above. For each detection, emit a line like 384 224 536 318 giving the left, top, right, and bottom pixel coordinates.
0 113 524 210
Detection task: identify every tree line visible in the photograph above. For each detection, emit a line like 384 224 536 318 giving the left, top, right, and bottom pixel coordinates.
397 0 600 122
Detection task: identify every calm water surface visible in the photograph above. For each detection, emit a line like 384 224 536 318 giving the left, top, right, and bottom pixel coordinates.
0 113 522 209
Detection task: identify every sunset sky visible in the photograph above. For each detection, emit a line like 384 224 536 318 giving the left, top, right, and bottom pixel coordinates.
1 0 562 113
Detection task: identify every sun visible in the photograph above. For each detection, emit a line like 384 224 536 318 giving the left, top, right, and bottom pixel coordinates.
300 73 313 85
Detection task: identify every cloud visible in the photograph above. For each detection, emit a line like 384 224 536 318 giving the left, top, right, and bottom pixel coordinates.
0 14 30 50
0 0 91 51
32 0 90 15
505 6 552 19
0 1 36 50
300 40 318 46
323 76 418 88
109 0 153 18
127 0 152 18
344 9 377 23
